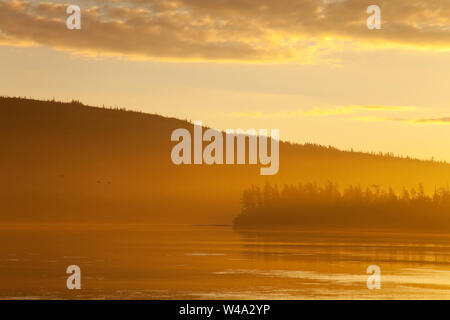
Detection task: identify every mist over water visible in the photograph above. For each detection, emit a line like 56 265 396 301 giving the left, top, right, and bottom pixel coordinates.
0 225 449 299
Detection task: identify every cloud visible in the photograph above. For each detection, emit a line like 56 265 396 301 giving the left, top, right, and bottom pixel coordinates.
366 116 450 125
1 0 450 63
230 105 414 118
412 117 450 124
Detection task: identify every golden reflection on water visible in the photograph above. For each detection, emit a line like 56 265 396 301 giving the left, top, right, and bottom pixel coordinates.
0 225 449 299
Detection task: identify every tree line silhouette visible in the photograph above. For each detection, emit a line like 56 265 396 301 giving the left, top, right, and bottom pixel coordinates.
233 182 450 231
3 96 448 165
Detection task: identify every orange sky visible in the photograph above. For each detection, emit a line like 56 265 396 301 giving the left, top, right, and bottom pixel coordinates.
1 0 450 161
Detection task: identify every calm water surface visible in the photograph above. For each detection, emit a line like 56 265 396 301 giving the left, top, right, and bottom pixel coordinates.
0 224 450 299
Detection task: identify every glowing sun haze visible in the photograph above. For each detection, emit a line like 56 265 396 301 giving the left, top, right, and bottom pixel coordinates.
1 0 450 161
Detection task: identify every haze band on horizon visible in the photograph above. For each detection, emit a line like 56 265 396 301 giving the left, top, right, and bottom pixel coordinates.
171 121 279 175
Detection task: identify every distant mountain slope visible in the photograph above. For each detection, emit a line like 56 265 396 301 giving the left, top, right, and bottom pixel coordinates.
1 97 450 224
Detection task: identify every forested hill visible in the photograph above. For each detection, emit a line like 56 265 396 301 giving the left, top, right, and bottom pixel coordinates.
1 96 450 224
